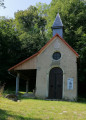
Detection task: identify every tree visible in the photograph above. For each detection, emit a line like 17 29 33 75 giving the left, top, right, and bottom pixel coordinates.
14 6 47 59
36 2 49 17
0 18 22 84
0 0 5 8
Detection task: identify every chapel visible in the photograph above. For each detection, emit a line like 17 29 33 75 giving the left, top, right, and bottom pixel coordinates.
8 13 79 100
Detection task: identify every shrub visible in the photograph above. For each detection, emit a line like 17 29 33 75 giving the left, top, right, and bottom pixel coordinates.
0 83 5 97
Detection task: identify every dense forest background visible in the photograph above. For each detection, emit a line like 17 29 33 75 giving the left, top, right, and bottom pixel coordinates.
0 0 86 97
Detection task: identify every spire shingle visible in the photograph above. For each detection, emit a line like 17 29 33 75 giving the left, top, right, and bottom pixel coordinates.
52 13 63 28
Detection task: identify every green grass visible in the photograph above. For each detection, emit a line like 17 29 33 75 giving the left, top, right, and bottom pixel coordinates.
0 96 86 120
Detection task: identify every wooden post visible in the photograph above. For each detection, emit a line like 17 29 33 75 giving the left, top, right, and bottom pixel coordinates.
26 80 29 93
16 73 20 95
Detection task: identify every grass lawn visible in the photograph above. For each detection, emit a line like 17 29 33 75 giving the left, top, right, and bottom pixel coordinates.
0 96 86 120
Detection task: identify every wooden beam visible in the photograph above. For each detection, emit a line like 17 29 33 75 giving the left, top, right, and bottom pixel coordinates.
26 80 29 93
16 73 20 95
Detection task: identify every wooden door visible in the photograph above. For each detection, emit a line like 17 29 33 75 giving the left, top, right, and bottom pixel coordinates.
48 67 63 99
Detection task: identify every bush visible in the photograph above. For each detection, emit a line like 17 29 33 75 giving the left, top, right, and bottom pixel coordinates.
0 83 5 97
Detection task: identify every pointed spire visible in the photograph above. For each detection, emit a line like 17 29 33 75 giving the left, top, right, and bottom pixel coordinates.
52 13 63 27
52 13 63 38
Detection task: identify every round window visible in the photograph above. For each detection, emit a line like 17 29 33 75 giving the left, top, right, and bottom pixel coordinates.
53 52 61 60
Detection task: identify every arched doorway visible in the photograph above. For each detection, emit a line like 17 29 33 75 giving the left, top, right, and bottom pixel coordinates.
48 67 63 99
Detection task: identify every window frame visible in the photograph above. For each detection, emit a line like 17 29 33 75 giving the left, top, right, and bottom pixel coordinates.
52 52 61 60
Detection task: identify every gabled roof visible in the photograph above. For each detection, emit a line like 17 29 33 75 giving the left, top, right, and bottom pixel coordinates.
8 33 79 71
52 13 63 28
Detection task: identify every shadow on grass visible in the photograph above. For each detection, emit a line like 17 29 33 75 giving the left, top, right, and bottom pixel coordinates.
0 109 42 120
77 97 86 104
20 97 45 101
19 96 86 104
4 90 86 104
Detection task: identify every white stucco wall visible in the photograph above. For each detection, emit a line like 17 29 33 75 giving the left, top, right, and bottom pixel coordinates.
35 37 78 100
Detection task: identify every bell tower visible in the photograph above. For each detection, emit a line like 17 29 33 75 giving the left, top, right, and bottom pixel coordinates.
52 13 63 38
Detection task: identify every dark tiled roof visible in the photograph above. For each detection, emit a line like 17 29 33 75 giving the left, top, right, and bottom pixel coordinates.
52 13 63 27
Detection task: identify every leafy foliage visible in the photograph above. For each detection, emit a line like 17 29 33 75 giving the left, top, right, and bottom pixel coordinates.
0 82 4 97
14 6 47 59
0 0 5 8
0 18 22 83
